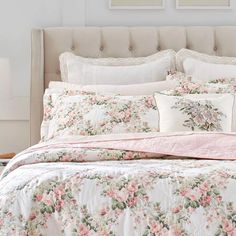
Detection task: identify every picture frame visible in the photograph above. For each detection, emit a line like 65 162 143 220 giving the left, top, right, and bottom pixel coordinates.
176 0 232 9
109 0 165 10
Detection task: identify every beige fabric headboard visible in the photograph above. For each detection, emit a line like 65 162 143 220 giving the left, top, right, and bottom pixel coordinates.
30 26 236 145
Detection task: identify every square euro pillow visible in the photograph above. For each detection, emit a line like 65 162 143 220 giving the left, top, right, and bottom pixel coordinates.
176 49 236 83
154 93 234 132
60 50 176 82
47 94 159 140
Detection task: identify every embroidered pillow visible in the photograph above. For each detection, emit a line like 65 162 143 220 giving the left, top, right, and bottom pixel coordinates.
47 94 159 140
154 93 234 132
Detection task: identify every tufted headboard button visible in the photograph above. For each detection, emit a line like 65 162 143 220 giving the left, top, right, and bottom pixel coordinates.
129 46 133 51
71 45 75 51
100 46 104 51
214 46 218 52
157 46 161 51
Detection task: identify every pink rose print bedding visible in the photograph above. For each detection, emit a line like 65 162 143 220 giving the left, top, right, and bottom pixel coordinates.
1 132 236 235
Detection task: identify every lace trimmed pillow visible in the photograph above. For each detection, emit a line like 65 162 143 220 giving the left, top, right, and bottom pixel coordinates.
154 93 234 132
176 49 236 83
47 94 159 140
60 50 176 82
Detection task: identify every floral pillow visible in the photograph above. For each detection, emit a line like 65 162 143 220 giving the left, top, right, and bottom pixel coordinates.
164 71 236 95
47 94 159 140
41 89 95 141
154 93 234 132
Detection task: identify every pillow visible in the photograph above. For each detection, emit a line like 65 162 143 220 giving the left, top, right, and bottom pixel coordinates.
47 94 159 140
67 56 174 85
165 71 236 95
154 93 234 132
176 48 236 72
183 58 236 83
41 89 95 141
60 50 176 82
49 80 179 96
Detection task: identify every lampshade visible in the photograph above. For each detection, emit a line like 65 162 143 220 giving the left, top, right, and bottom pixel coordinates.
0 58 11 99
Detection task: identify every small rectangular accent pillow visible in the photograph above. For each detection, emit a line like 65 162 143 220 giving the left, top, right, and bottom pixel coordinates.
47 94 159 140
154 93 234 133
49 80 179 96
60 50 176 82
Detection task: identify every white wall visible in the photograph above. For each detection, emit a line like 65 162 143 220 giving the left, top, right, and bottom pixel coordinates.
0 0 236 153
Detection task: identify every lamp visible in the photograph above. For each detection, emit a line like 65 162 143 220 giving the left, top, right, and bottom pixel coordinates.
0 58 11 99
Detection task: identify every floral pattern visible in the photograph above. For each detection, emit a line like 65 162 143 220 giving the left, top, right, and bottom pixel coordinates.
164 72 236 96
41 89 95 141
1 142 236 235
47 94 159 140
172 98 226 131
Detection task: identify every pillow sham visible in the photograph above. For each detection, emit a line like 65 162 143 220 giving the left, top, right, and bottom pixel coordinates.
60 50 176 82
49 80 179 96
154 93 234 133
47 94 159 140
41 89 95 141
67 56 174 85
176 48 236 72
183 58 236 83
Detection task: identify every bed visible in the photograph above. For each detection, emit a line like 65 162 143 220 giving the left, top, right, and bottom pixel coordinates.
1 27 236 235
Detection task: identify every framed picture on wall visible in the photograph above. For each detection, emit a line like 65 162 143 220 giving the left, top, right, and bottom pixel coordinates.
176 0 232 9
109 0 165 9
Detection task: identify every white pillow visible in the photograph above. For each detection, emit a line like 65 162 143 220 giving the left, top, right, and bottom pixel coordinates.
67 56 174 85
176 48 236 72
154 93 234 132
184 58 236 83
60 50 176 82
49 80 179 96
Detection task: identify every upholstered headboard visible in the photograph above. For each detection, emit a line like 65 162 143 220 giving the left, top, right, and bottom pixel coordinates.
30 26 236 145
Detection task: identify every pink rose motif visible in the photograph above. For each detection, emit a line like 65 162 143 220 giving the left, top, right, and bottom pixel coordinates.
123 152 134 160
223 220 236 235
199 182 209 193
201 196 211 207
128 197 138 207
150 221 164 235
98 231 109 236
172 205 182 214
29 212 36 221
36 194 43 201
170 227 183 236
107 190 115 198
78 224 90 236
127 182 138 193
100 207 108 216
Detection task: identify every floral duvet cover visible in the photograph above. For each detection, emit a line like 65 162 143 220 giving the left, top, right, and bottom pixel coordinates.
1 132 236 236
